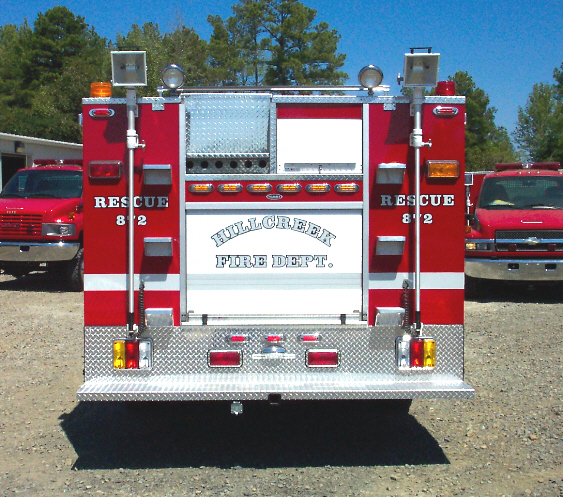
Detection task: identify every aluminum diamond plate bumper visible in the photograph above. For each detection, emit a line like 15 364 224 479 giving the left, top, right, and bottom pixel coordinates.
78 325 474 401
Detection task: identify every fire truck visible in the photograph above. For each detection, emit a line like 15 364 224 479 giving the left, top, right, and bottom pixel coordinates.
465 162 563 294
0 159 84 290
77 49 474 412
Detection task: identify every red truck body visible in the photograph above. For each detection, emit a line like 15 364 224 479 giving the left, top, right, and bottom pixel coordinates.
465 163 563 289
77 51 474 410
0 161 84 290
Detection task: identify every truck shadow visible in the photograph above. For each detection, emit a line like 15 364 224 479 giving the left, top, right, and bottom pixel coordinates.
0 272 74 293
466 281 563 304
60 400 448 470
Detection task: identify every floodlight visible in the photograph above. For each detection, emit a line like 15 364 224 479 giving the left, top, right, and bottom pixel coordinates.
358 65 384 91
111 51 147 87
403 53 440 88
161 64 185 90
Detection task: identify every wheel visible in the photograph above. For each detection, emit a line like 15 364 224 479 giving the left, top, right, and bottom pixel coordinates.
66 248 84 291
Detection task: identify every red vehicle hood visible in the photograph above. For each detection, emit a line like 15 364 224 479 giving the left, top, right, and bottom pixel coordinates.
0 197 82 219
476 208 563 237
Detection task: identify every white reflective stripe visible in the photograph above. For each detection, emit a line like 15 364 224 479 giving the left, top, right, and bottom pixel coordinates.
84 274 180 292
186 202 363 211
369 272 464 290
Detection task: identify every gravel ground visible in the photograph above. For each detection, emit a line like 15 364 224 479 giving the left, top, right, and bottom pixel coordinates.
0 273 562 497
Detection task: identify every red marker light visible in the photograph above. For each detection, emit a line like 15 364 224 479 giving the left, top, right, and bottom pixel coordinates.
88 161 123 179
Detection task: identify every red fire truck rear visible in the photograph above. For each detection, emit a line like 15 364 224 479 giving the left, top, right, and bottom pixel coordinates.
465 162 563 294
0 159 84 290
77 49 474 412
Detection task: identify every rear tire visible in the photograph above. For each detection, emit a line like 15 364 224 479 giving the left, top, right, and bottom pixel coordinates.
67 248 84 291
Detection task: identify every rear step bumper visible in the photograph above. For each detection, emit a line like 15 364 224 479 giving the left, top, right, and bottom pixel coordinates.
78 374 474 401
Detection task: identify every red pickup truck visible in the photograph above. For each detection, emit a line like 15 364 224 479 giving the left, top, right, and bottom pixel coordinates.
0 160 84 290
465 162 563 294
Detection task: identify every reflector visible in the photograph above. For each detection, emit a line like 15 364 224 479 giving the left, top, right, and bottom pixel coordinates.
307 350 338 367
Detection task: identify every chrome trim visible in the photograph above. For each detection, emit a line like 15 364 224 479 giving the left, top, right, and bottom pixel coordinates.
465 258 563 281
0 242 80 262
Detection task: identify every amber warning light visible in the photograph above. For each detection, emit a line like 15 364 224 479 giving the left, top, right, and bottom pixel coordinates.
90 82 112 98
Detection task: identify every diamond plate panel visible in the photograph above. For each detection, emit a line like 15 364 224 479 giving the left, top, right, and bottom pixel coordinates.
79 325 473 401
185 94 270 157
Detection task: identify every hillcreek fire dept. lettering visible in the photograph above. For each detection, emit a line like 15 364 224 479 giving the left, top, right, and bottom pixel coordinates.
216 254 328 268
380 194 455 207
94 196 169 208
211 216 336 248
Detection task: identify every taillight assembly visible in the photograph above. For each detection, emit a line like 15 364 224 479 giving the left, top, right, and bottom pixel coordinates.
208 350 242 368
113 339 152 369
307 349 339 368
395 336 436 369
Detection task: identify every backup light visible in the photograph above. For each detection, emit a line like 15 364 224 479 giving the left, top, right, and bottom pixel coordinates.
161 64 185 90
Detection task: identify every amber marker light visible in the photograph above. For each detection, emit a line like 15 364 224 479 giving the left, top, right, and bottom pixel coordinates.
217 184 243 194
188 184 214 194
276 183 302 194
90 82 112 97
334 183 360 194
305 183 331 194
426 160 460 179
113 340 126 369
247 184 273 193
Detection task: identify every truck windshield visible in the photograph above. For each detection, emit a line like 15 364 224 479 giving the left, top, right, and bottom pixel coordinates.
0 169 82 199
478 177 563 210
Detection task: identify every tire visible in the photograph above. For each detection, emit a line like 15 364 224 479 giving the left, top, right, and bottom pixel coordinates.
465 275 479 299
67 248 84 292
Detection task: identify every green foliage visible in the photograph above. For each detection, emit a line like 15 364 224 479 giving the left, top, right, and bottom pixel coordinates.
513 81 563 163
450 71 519 170
208 0 347 86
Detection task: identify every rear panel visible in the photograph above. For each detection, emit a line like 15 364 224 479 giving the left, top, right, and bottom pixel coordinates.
79 91 472 402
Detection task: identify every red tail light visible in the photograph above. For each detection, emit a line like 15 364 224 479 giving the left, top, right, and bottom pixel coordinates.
125 340 139 369
209 350 242 367
410 339 424 368
88 161 123 179
307 350 338 368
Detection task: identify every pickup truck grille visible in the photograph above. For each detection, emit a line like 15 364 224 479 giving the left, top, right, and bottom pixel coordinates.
496 230 563 252
0 214 42 235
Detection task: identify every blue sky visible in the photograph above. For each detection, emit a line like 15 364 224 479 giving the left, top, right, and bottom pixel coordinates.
2 0 562 135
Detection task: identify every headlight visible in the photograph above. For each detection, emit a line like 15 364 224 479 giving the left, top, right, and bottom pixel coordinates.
42 223 76 237
161 64 185 90
465 240 493 251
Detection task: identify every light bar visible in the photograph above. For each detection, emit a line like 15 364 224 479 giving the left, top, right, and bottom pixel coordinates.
426 160 460 178
209 350 242 368
88 161 123 179
188 184 214 194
